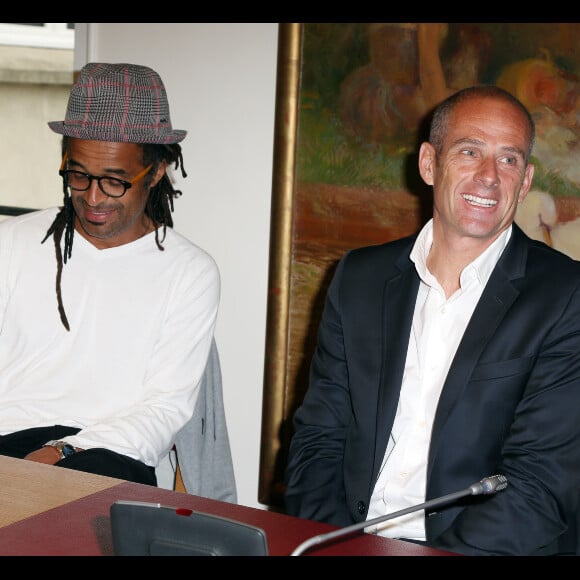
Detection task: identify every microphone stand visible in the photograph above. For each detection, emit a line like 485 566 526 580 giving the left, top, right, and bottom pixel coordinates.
290 475 507 556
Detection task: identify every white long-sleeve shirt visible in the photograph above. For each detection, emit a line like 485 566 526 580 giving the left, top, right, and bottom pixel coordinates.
0 207 220 467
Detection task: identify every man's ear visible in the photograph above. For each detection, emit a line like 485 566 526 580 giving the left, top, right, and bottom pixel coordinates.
418 142 435 186
518 163 535 204
150 161 167 188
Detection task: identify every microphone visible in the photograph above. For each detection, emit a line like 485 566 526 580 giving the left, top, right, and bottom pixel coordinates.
290 474 508 556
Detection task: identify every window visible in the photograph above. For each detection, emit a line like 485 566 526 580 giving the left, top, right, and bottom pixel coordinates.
0 23 74 217
0 23 74 49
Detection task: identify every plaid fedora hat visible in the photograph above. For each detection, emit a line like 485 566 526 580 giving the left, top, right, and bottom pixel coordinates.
48 62 186 144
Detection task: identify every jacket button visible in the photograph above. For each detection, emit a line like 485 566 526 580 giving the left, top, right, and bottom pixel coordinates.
357 501 366 515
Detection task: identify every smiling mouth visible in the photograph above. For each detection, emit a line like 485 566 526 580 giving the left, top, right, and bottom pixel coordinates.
462 194 498 207
84 207 114 224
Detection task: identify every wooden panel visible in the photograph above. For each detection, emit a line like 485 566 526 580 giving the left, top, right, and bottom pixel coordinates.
174 463 186 493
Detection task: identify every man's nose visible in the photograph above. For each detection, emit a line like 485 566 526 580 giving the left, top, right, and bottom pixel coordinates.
85 178 107 203
474 158 499 188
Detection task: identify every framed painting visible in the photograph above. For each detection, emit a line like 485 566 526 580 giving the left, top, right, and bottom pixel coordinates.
259 22 580 508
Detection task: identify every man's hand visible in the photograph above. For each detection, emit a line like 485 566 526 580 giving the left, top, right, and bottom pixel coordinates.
24 446 62 465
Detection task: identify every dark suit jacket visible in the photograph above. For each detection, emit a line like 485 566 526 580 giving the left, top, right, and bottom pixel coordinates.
284 224 580 555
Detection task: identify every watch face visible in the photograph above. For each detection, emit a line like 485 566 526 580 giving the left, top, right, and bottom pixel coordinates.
62 444 76 458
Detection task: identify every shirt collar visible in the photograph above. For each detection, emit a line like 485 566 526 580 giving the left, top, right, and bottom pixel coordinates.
410 219 512 288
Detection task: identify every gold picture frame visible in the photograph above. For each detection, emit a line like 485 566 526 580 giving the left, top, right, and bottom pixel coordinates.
259 23 302 508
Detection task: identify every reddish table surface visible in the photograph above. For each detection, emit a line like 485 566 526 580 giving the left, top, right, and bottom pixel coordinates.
0 480 458 557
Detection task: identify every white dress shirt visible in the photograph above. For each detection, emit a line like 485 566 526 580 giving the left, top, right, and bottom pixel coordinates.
366 219 511 540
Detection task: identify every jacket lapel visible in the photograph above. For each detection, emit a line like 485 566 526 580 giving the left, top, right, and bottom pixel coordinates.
374 251 420 475
428 226 528 466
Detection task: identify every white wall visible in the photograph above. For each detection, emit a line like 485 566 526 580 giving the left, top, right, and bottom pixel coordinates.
76 23 279 509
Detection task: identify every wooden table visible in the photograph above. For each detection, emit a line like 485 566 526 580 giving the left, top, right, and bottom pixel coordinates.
0 455 458 557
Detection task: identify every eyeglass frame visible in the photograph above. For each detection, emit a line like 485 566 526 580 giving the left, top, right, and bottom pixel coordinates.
58 153 153 198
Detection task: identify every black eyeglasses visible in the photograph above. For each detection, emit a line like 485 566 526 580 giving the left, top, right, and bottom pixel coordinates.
58 154 152 199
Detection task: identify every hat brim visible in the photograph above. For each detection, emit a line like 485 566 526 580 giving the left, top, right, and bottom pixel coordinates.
48 121 187 144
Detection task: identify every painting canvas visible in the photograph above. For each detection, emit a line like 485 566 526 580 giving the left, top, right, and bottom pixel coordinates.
259 23 580 508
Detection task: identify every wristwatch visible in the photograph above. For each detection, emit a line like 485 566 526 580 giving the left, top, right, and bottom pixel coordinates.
43 440 78 460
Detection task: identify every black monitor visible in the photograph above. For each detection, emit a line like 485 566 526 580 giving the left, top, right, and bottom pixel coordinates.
110 500 268 556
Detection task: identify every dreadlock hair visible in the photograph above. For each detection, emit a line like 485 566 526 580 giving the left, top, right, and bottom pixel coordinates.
41 136 187 331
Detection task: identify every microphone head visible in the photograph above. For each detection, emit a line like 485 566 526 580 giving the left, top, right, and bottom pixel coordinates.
469 474 508 495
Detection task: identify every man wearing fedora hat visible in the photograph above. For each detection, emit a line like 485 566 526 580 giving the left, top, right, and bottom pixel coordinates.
0 63 220 486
